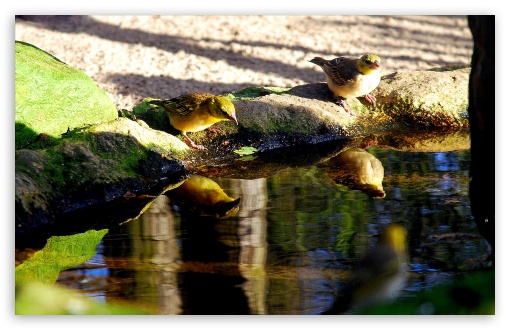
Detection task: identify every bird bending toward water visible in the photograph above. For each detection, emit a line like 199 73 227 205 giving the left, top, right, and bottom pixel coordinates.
309 54 381 116
148 92 238 150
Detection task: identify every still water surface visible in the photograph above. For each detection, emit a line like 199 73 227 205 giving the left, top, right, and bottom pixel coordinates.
55 143 488 315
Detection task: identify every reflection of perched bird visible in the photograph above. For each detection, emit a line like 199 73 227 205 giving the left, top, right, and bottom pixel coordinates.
324 147 385 198
166 175 241 218
148 92 238 150
323 224 408 314
309 54 381 115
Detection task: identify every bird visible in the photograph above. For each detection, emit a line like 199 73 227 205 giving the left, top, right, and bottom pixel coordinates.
323 223 408 314
148 92 238 150
309 54 381 116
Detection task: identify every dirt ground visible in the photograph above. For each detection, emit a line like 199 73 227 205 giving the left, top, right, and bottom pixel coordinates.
14 15 473 111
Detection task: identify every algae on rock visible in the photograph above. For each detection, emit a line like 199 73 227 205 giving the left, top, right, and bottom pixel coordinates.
15 41 118 149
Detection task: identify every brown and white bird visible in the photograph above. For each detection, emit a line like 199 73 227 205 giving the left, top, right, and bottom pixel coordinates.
309 54 381 116
148 92 238 150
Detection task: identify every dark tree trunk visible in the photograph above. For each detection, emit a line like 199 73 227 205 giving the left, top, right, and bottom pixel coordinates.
467 15 495 253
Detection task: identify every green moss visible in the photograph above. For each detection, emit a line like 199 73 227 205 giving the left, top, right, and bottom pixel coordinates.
15 41 118 149
16 116 188 206
224 86 291 102
16 282 150 314
39 149 67 187
15 229 108 285
37 137 134 191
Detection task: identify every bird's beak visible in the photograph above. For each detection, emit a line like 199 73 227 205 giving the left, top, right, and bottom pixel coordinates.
370 60 380 69
228 113 238 125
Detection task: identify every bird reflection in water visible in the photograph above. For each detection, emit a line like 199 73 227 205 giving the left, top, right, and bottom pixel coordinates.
323 223 409 314
166 174 241 218
321 147 385 198
167 175 249 314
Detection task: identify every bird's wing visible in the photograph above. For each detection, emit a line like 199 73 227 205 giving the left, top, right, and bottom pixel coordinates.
324 57 360 87
167 94 202 116
150 92 210 116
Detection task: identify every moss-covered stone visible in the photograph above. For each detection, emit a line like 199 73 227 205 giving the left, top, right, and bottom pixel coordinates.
372 68 470 127
128 68 471 158
15 41 118 149
15 118 189 236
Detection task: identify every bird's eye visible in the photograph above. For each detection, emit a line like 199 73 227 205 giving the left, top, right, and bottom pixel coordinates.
364 59 372 64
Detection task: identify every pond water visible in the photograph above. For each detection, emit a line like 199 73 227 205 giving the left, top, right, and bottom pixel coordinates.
50 132 490 315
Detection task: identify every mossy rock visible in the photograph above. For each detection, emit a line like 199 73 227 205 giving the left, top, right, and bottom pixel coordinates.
15 41 118 149
15 118 189 238
372 68 470 127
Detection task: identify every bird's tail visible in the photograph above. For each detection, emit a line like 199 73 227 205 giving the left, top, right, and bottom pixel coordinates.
309 57 328 67
147 99 166 107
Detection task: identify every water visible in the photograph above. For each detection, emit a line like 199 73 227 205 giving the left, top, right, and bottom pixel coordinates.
52 142 490 314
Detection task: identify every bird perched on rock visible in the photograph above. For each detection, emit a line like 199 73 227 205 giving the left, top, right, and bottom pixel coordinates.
323 223 408 314
148 92 238 150
309 54 381 116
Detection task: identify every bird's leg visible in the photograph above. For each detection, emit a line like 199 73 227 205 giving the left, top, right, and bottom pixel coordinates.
183 134 207 150
363 94 377 106
335 98 355 116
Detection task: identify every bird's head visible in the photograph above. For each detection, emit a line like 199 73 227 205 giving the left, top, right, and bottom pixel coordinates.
208 96 238 124
358 54 381 75
379 223 408 258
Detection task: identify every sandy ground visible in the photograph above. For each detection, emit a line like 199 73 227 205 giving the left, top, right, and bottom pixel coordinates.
14 15 473 111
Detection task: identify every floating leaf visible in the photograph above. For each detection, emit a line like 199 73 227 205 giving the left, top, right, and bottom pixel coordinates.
234 146 258 155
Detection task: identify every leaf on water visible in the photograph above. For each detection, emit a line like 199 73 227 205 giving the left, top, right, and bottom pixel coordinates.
234 146 258 155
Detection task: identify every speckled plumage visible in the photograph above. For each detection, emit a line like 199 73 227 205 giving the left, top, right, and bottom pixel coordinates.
310 54 381 115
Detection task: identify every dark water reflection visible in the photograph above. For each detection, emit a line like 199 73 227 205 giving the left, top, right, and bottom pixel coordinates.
56 145 488 315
